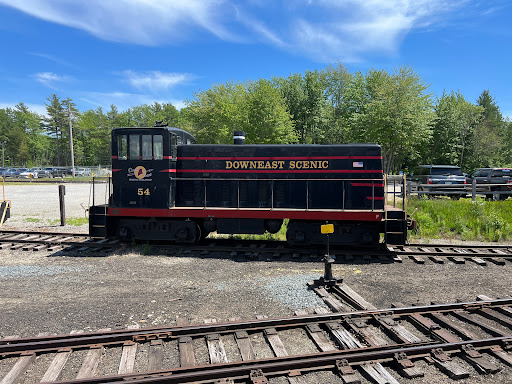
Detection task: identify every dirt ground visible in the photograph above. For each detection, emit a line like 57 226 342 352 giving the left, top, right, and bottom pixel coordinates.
1 183 511 383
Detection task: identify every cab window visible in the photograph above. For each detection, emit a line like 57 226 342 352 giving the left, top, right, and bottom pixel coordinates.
171 134 177 158
142 135 152 160
117 135 127 160
129 135 140 159
154 135 163 160
119 133 165 160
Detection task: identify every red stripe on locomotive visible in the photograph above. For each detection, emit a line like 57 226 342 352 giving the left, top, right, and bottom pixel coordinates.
108 207 383 221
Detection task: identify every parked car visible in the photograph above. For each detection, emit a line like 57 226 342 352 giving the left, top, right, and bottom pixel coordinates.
468 168 512 200
409 165 467 199
18 168 41 178
13 168 29 178
3 168 18 177
65 167 92 177
36 168 52 178
43 167 68 177
43 167 55 178
76 167 91 177
52 167 69 177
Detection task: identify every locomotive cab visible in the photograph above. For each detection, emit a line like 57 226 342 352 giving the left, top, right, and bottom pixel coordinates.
111 126 196 210
89 125 198 240
112 128 172 209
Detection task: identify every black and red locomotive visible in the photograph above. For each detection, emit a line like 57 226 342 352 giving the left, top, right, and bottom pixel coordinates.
89 124 409 245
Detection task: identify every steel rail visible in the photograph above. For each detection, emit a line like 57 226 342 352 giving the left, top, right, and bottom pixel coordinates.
0 230 88 237
154 238 381 255
48 336 512 384
0 231 116 249
2 298 511 356
407 242 512 250
2 229 511 259
393 248 512 258
0 238 111 248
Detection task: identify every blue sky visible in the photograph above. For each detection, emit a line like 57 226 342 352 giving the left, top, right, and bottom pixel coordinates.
0 0 511 118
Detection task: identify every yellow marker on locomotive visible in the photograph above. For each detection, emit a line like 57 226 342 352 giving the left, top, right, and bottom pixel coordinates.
321 224 334 234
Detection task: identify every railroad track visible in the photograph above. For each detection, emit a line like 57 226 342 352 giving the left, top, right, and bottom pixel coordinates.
157 240 512 266
1 284 512 383
0 230 118 253
389 243 512 266
1 229 512 266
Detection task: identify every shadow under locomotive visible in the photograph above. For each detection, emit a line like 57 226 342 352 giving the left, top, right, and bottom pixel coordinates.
89 124 413 247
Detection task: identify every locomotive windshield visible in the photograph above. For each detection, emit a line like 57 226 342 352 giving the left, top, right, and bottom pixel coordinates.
117 134 164 160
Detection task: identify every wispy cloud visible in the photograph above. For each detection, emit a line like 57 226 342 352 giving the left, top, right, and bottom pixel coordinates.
285 0 470 62
120 71 196 92
233 8 286 47
0 0 485 62
0 0 234 45
28 52 72 67
80 91 186 111
33 72 70 88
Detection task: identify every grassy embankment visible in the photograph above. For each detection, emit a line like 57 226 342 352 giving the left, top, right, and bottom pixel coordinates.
407 197 512 242
25 217 89 226
232 198 512 242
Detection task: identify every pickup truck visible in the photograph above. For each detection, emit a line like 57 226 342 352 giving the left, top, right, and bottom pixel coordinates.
468 168 512 200
409 165 467 199
43 167 68 178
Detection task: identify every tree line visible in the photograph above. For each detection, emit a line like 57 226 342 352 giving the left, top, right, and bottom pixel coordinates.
0 63 510 173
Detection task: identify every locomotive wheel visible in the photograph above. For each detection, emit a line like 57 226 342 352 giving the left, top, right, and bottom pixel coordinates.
175 222 202 243
286 221 308 245
117 225 133 241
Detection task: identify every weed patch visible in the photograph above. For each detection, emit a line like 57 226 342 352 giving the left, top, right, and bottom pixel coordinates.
48 217 88 226
407 197 512 241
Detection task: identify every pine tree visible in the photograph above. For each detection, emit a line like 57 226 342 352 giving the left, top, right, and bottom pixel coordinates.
42 94 67 165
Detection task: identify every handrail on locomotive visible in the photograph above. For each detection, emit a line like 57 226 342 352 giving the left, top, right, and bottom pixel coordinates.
92 176 392 212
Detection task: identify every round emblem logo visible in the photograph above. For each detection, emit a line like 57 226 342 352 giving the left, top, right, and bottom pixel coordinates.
134 166 147 179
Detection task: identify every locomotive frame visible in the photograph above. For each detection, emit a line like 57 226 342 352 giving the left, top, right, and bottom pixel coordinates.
89 125 409 246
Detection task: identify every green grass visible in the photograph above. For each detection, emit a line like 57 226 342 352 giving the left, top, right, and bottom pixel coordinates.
407 197 512 242
221 219 289 241
216 200 512 242
28 199 512 241
48 217 88 226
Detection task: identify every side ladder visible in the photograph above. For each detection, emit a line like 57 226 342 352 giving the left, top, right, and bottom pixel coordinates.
89 205 108 238
384 174 408 245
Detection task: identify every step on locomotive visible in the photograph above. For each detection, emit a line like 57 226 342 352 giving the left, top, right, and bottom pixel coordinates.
89 123 412 245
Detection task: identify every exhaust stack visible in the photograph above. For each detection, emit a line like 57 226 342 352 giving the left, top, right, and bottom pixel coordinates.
233 130 245 145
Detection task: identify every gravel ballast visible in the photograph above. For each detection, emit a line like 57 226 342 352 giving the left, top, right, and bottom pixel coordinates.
0 183 511 383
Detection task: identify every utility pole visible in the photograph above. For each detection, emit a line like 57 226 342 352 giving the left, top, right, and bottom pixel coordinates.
1 141 5 168
68 104 75 178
